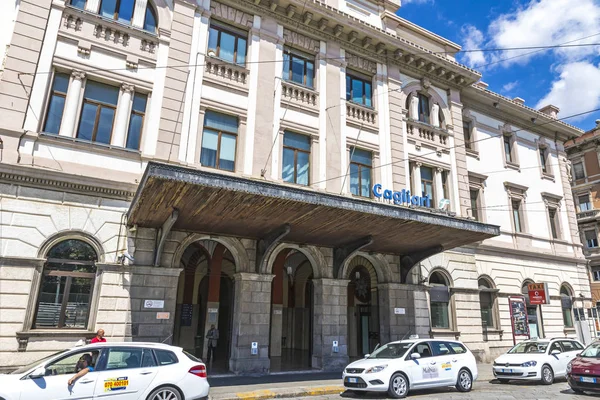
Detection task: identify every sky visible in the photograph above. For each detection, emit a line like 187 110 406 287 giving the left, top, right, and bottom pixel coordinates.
397 0 600 132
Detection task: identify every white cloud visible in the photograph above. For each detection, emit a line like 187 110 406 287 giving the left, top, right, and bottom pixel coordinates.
488 0 600 66
535 62 600 121
460 25 487 68
502 81 519 93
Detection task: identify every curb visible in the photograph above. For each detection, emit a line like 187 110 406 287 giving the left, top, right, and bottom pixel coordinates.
209 385 345 400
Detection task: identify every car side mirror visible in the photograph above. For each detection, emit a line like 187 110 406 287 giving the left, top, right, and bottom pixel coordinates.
29 367 46 379
410 353 421 359
364 354 370 358
577 353 581 357
551 349 561 355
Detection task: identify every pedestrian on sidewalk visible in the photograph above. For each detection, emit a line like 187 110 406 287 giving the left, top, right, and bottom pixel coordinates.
206 324 219 363
90 329 106 344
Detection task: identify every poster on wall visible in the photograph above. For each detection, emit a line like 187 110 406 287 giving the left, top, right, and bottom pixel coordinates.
509 296 530 345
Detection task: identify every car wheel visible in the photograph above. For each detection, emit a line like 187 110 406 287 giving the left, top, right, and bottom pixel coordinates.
456 369 473 392
147 385 182 400
541 365 554 385
387 372 409 399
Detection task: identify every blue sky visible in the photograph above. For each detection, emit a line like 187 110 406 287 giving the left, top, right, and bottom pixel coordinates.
397 0 600 132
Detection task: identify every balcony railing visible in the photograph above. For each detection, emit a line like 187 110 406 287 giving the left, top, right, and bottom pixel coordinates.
346 102 377 127
407 119 449 147
281 81 318 111
577 209 600 221
204 58 249 89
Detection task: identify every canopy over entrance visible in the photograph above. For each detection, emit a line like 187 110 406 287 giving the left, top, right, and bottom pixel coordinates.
128 163 499 273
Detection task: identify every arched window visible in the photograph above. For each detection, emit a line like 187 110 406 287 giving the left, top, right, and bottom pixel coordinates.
429 270 451 329
34 239 98 329
478 277 496 330
75 0 158 33
143 3 158 33
560 284 574 328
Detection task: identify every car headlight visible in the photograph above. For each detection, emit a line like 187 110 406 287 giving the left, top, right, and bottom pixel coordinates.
567 361 573 374
521 361 537 367
365 365 387 374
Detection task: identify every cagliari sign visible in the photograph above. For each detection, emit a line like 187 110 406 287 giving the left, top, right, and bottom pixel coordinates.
372 183 432 208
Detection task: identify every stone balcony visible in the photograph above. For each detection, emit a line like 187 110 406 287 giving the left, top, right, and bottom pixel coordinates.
577 209 600 222
406 119 450 150
204 57 249 92
281 80 318 113
346 101 377 129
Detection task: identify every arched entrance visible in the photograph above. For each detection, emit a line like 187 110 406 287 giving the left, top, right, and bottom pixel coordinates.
269 249 314 372
173 240 236 373
347 256 380 360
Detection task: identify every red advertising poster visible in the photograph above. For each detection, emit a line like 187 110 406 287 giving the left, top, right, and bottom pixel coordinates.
509 296 530 345
527 283 549 305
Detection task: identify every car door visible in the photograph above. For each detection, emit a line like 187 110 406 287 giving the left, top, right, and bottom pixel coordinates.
92 347 159 400
407 342 441 388
19 349 102 400
548 341 567 376
429 341 455 385
558 340 581 375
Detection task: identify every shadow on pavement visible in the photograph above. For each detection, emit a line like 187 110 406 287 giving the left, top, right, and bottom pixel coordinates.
208 371 343 387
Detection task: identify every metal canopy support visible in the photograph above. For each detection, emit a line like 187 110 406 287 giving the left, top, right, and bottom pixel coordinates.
400 245 444 283
153 209 179 267
256 223 291 273
333 235 373 279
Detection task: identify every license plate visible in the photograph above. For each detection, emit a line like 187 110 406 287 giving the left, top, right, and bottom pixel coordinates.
502 369 513 373
348 378 358 383
581 377 596 383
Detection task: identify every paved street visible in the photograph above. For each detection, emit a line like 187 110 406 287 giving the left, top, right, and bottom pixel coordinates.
299 378 600 400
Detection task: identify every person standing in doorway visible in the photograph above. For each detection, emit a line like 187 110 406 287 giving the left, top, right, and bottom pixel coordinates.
206 324 219 363
90 329 106 344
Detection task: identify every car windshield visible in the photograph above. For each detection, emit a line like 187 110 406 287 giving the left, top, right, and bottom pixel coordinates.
580 342 600 358
10 350 66 374
367 342 413 359
508 342 549 354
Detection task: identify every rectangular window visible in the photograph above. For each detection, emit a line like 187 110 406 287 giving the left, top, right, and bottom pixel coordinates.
579 194 591 212
574 162 585 180
283 48 315 88
282 131 310 185
593 269 600 281
463 120 472 149
99 0 135 23
585 230 599 248
420 166 434 200
539 148 548 173
418 93 430 124
207 21 247 65
548 207 560 239
346 73 372 107
43 72 70 134
480 291 494 328
504 135 513 163
511 199 523 233
77 81 119 145
470 189 480 221
349 148 372 198
200 110 238 171
126 93 148 150
430 302 450 329
70 0 87 9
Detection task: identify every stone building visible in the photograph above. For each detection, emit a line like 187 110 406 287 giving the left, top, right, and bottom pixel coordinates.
0 0 591 374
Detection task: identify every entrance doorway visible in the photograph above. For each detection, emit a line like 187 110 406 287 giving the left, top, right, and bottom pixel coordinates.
347 256 380 360
174 240 236 373
522 281 544 339
270 250 314 372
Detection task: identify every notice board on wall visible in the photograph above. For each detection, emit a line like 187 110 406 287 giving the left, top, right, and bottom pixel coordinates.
509 296 530 344
181 304 193 327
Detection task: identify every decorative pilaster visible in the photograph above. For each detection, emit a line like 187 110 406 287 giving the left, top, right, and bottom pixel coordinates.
59 70 86 138
435 167 444 205
111 83 135 147
412 162 422 197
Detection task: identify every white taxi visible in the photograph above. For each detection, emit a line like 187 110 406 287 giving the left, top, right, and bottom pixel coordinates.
343 339 478 398
0 342 209 400
493 337 584 385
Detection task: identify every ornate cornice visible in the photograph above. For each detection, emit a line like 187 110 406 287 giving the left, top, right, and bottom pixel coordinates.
283 28 320 53
211 1 254 28
346 52 377 74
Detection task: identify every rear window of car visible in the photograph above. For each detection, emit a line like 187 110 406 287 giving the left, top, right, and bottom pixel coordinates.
154 350 178 365
183 351 203 363
448 342 467 354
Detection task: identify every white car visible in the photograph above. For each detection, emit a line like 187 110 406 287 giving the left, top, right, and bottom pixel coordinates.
493 337 584 385
0 342 209 400
343 339 478 398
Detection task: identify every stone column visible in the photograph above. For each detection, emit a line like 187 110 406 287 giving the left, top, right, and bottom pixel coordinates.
378 283 429 343
435 167 444 205
412 162 422 197
229 273 273 374
59 70 85 138
111 83 134 148
312 278 349 370
132 0 149 28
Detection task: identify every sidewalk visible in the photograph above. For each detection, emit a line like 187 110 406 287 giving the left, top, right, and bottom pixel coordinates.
207 364 495 400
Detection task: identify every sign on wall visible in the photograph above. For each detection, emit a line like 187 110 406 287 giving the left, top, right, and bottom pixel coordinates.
144 300 165 309
527 283 550 305
181 304 193 327
509 296 530 345
156 312 170 320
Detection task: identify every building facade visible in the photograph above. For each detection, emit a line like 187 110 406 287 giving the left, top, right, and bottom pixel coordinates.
0 0 591 374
